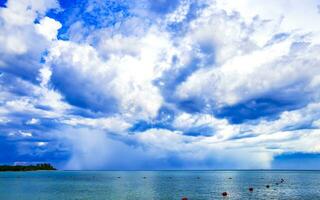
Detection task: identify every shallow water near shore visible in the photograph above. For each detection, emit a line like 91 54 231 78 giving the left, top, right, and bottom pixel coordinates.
0 170 320 200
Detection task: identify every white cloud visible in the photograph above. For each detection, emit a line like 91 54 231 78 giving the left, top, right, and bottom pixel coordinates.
0 117 10 124
215 0 320 36
37 142 48 147
46 26 178 120
175 2 320 108
165 0 190 23
2 0 320 169
26 118 39 125
61 116 131 133
0 0 61 80
9 130 33 137
0 0 59 26
173 112 239 139
36 17 62 41
0 71 70 120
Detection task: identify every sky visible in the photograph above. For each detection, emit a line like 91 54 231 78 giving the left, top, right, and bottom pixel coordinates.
0 0 320 170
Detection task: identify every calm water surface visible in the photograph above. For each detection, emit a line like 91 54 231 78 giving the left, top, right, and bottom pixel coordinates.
0 171 320 200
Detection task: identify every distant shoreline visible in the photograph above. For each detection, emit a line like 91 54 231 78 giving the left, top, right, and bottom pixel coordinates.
0 163 56 172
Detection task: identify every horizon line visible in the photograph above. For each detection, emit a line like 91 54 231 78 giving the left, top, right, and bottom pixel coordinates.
59 169 320 171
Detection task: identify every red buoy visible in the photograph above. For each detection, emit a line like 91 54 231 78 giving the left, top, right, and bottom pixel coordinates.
181 197 188 200
222 192 228 196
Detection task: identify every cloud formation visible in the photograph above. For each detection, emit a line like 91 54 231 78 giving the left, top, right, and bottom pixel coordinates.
1 0 320 169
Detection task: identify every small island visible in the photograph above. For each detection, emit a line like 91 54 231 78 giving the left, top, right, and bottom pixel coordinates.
0 163 56 172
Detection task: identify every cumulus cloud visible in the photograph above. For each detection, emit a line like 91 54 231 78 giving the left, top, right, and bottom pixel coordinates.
1 0 320 169
35 17 62 41
46 26 177 120
177 38 320 107
0 0 60 80
175 2 320 111
26 118 39 125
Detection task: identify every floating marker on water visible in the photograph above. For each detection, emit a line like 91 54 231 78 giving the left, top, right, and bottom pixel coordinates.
222 192 228 197
249 187 254 192
181 197 188 200
266 185 270 188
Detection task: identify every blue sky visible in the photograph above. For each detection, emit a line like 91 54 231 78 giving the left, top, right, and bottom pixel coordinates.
1 0 320 170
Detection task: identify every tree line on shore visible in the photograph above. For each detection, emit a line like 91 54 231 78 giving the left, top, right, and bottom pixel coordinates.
0 163 56 171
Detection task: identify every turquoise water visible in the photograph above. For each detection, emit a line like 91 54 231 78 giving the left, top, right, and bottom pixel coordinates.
0 171 320 200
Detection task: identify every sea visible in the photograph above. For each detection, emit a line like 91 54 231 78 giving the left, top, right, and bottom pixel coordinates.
0 170 319 200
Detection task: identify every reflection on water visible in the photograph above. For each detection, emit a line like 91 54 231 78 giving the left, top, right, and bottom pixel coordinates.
0 170 320 200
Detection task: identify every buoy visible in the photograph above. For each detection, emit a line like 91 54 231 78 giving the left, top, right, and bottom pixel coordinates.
266 185 270 188
181 197 188 200
222 192 228 197
249 187 254 192
228 177 232 179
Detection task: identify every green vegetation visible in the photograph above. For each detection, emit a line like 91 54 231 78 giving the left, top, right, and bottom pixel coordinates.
0 163 56 171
